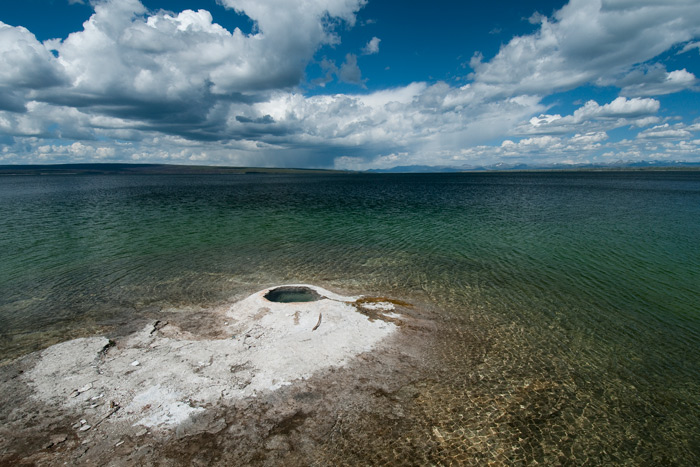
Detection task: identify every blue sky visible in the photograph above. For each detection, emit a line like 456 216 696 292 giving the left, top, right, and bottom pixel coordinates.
1 0 699 169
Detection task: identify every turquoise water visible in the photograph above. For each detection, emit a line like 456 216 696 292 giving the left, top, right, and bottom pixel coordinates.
1 171 699 463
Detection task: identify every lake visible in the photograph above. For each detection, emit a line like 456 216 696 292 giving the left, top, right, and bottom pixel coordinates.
1 171 699 463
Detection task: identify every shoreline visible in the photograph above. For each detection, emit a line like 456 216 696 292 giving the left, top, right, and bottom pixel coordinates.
2 162 699 177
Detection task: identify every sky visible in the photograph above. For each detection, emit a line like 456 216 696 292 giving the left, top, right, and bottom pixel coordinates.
1 0 700 170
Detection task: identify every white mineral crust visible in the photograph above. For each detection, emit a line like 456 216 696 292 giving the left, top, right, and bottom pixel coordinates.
24 285 399 430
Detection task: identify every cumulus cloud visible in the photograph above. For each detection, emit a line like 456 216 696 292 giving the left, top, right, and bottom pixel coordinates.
574 97 660 119
14 0 365 102
338 54 363 84
637 123 692 139
571 131 608 145
518 97 660 136
453 131 700 168
0 0 367 143
618 65 697 96
527 12 547 25
455 131 612 167
1 0 699 169
680 41 700 54
0 22 67 91
311 53 367 87
471 0 700 96
362 36 381 55
54 0 362 100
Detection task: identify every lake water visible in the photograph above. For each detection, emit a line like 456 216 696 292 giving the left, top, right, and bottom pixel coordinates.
1 171 699 463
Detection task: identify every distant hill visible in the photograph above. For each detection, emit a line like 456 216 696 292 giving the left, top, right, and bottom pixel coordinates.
366 165 465 173
367 160 700 173
0 163 350 176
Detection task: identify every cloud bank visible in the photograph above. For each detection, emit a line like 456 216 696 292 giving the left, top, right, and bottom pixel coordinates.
1 0 699 169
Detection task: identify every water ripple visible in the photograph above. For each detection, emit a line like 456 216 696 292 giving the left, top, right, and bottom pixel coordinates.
1 172 699 463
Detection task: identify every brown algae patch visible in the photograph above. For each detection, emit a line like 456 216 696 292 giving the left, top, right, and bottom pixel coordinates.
351 296 412 325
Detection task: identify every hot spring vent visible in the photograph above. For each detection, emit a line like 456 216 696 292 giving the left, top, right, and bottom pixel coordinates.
264 286 322 303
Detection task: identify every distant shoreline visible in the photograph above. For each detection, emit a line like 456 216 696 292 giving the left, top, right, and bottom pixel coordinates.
0 163 350 176
1 162 699 176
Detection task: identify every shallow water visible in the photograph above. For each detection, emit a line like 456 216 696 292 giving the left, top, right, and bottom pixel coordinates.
1 171 699 463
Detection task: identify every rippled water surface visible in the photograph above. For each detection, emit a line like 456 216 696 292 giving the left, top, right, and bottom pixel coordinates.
1 171 699 463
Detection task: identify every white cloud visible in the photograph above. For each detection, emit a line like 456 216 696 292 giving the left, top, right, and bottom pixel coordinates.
680 41 700 54
618 65 697 96
637 123 692 139
574 97 660 119
529 114 562 127
455 131 613 167
240 83 545 166
10 0 365 106
571 131 608 145
471 0 700 96
518 97 660 136
1 0 699 169
445 127 700 168
338 53 363 85
362 36 381 55
0 0 369 144
56 0 363 98
528 12 547 25
0 23 67 91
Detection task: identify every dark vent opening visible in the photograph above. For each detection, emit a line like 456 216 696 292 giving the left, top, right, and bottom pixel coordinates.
264 286 322 303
